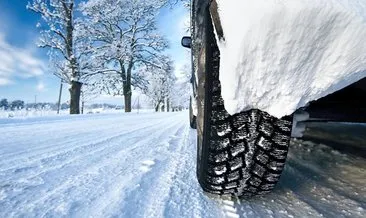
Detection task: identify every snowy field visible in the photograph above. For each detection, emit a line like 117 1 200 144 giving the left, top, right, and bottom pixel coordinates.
0 108 154 120
0 112 365 217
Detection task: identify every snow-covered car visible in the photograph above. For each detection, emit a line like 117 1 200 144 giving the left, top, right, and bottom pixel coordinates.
182 0 366 197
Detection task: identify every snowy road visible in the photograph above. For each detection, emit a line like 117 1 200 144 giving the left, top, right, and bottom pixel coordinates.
0 112 365 217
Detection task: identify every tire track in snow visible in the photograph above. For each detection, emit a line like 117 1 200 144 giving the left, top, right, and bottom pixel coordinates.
1 130 102 161
0 114 176 172
0 118 165 170
0 113 171 160
0 114 185 217
0 118 170 185
136 125 190 218
26 115 186 217
117 126 227 218
220 199 240 218
161 129 226 218
0 116 125 156
85 121 188 218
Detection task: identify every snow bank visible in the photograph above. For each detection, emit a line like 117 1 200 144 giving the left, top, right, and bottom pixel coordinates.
0 109 155 124
215 0 366 118
0 109 69 119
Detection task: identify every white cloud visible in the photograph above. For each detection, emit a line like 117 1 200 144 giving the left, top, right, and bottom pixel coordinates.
0 33 46 86
36 81 45 92
0 78 12 86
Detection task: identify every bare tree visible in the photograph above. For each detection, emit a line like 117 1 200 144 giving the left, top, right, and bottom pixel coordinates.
27 0 90 114
170 64 191 111
80 83 100 114
140 56 176 112
79 0 169 112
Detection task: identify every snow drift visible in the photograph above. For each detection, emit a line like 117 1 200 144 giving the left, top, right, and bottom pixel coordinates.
215 0 366 118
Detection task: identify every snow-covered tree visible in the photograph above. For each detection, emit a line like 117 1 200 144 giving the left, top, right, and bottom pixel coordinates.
140 56 176 112
27 0 90 114
80 83 100 114
79 0 169 112
0 99 9 111
170 64 191 111
168 0 189 7
10 100 25 111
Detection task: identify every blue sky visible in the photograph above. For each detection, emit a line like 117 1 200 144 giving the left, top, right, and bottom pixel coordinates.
0 0 190 105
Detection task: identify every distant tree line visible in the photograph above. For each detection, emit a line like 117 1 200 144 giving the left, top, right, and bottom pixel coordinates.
0 98 119 111
0 98 67 111
0 99 25 111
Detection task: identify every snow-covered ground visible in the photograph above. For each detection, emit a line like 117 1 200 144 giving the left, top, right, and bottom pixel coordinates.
215 0 366 118
0 108 154 119
0 112 365 217
0 109 70 119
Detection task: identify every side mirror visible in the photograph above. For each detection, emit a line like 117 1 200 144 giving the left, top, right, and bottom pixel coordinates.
181 36 192 48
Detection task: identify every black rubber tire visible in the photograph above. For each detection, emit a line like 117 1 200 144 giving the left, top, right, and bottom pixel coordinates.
196 9 293 197
190 96 197 129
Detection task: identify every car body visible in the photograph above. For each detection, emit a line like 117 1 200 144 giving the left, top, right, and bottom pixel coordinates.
182 0 366 197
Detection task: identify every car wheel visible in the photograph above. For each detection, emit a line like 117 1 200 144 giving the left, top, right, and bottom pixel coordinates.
195 9 293 197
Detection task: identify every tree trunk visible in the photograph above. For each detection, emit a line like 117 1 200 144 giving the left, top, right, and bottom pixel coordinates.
167 98 170 112
155 102 160 112
121 59 133 113
81 101 84 114
69 81 82 114
65 2 81 115
57 80 63 114
124 93 132 112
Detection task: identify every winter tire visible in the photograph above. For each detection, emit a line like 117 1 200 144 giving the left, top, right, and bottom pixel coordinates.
195 5 293 197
